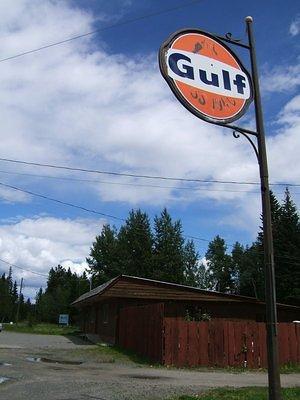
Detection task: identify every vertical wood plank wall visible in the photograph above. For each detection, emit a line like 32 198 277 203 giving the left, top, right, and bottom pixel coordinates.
163 318 300 368
118 306 300 368
118 303 164 363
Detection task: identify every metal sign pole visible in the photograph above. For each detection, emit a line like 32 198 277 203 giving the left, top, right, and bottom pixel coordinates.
159 17 282 399
245 16 281 400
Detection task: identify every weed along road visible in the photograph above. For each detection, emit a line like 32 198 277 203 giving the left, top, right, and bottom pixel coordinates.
0 331 299 400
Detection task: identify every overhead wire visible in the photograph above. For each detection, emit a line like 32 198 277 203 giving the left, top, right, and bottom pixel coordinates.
0 1 298 277
0 157 299 187
0 181 124 221
0 168 263 194
0 0 202 63
0 180 228 246
1 179 300 261
0 257 48 277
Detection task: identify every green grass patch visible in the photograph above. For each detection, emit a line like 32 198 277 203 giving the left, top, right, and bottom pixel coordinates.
3 322 80 336
74 343 158 365
280 363 300 374
172 387 300 400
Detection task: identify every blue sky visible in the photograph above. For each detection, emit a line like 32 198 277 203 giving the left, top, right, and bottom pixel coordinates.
0 0 299 299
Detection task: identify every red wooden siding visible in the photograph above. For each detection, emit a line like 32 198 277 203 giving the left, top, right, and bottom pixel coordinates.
118 304 300 368
163 318 300 368
118 303 164 363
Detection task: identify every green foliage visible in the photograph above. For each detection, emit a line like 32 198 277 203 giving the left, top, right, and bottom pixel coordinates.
0 268 32 322
86 224 120 285
183 240 200 286
153 208 186 283
204 190 300 303
205 235 234 293
4 322 79 335
35 265 90 324
172 387 300 400
185 307 211 322
87 207 200 286
117 209 153 278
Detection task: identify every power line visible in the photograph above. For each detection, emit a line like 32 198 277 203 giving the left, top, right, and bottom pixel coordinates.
1 181 300 264
0 168 263 194
0 1 202 63
0 181 124 221
0 257 48 277
0 180 229 246
0 157 298 187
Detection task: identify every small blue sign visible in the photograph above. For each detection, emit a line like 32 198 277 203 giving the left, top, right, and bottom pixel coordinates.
58 314 69 325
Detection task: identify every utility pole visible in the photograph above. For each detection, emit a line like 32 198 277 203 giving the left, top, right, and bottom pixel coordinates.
16 277 23 325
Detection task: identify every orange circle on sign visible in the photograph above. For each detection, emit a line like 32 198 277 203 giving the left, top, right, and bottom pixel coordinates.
159 30 253 124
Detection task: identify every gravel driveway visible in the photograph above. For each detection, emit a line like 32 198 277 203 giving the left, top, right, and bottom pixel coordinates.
0 331 299 400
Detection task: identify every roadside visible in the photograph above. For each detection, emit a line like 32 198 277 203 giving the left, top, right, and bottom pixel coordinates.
0 331 299 400
170 387 300 400
3 322 79 335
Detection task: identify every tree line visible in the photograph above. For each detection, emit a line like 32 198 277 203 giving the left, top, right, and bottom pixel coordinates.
0 268 32 322
1 188 299 323
88 190 299 305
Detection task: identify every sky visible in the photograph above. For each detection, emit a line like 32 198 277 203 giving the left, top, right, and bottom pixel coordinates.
0 0 299 301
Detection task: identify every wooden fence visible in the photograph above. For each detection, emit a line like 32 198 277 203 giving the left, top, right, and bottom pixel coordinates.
163 318 300 368
118 305 300 368
118 303 164 363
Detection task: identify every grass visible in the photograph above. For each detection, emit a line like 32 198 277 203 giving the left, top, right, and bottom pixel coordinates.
3 322 80 335
171 387 300 400
69 343 158 365
168 363 300 374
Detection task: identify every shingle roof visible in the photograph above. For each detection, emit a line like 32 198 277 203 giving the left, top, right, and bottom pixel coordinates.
71 276 119 305
72 274 299 310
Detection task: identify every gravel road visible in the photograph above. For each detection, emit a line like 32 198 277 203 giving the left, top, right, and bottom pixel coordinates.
0 331 299 400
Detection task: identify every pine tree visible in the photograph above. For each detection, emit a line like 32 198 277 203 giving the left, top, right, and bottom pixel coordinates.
117 209 153 278
231 242 245 294
87 224 120 285
153 208 185 284
205 236 233 293
196 262 210 289
275 188 300 304
183 239 199 286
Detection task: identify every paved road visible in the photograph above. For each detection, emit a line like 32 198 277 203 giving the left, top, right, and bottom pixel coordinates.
0 331 299 400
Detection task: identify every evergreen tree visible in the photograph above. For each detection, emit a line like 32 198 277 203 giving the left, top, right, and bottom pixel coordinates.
35 266 90 323
205 236 233 293
251 190 300 303
87 224 120 285
117 209 153 278
196 262 210 289
275 189 300 304
153 208 185 284
183 239 199 286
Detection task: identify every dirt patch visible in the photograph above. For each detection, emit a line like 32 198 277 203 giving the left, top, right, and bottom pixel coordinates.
122 374 172 380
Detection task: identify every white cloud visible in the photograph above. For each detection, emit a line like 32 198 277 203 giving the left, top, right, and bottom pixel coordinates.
0 0 299 247
261 64 300 93
289 15 300 36
0 216 104 299
0 0 257 207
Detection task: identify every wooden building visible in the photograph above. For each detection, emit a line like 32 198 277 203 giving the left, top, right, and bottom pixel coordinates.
72 275 300 344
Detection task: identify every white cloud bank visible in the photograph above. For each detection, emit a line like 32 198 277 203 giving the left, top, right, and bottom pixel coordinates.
0 0 298 209
0 216 104 299
0 1 299 296
0 0 263 208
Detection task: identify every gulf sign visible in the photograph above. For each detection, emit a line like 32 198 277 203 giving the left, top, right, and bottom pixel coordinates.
159 29 253 124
